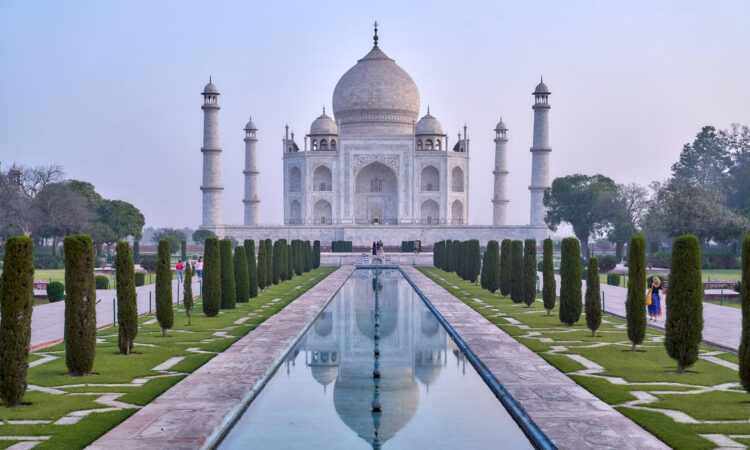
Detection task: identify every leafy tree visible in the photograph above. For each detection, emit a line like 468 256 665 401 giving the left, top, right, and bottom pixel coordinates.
31 181 92 255
97 199 145 241
626 234 647 352
482 240 500 293
184 261 193 325
585 257 602 337
740 235 750 391
500 239 511 296
542 238 556 316
559 238 582 325
257 239 267 291
155 239 173 337
115 241 137 354
607 183 650 260
63 234 97 375
544 174 618 258
220 239 236 309
510 240 524 303
313 240 321 268
672 126 730 192
522 239 537 307
0 236 34 405
665 235 703 373
85 221 117 257
244 239 258 298
192 229 216 245
234 245 249 303
202 237 221 317
151 228 186 254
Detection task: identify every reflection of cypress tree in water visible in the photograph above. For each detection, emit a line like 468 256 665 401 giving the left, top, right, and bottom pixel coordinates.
371 271 383 448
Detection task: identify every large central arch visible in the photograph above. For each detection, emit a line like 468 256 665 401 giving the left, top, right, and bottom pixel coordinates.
354 162 399 225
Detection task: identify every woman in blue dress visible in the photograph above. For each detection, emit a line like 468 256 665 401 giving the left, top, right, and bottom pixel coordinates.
647 276 663 320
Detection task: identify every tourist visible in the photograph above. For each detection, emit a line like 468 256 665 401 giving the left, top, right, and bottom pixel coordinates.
372 241 377 255
176 260 184 283
196 257 203 279
647 276 663 321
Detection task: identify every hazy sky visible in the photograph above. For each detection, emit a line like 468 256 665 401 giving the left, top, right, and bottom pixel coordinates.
2 0 749 228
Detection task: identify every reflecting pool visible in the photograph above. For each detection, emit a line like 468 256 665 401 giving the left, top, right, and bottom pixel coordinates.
219 269 532 449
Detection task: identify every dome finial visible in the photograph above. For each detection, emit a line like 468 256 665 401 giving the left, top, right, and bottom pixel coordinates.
373 21 379 47
322 105 326 114
427 105 430 114
209 75 212 83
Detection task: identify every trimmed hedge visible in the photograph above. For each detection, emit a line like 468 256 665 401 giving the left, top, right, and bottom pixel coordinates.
313 240 321 268
331 240 353 252
500 239 511 297
598 254 618 273
135 272 146 287
665 235 703 373
244 240 258 298
156 239 173 337
606 273 620 287
63 234 97 376
626 234 646 351
234 245 249 303
47 281 64 302
220 239 236 309
542 238 556 315
0 236 34 405
522 239 537 307
741 235 750 391
95 275 109 290
510 240 524 303
559 238 582 325
202 237 221 317
585 257 602 337
115 242 138 354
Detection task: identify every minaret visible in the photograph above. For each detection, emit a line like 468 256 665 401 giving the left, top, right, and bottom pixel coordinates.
200 78 223 227
243 117 259 225
492 118 509 225
529 77 551 226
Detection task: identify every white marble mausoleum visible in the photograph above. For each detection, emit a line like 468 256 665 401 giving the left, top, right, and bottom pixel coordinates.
200 25 551 246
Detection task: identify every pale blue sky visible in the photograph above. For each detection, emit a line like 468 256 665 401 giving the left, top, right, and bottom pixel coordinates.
1 0 749 228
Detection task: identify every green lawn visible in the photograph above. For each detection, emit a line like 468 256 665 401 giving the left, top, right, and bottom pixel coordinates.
5 269 175 286
599 269 741 288
421 267 749 450
0 267 336 449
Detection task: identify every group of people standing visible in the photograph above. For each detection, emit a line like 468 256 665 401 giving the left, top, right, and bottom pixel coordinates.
175 257 204 283
372 240 384 256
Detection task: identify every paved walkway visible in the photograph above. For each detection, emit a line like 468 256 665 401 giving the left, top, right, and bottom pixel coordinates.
88 266 354 450
26 278 201 350
541 273 741 353
404 266 668 449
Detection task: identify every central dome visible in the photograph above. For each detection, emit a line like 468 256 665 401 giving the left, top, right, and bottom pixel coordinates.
332 45 420 129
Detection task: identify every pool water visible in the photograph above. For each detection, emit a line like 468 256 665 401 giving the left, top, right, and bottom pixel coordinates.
219 269 532 449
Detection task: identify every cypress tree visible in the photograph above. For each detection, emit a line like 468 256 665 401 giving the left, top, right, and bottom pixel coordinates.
500 239 511 296
304 240 312 272
626 234 647 351
257 240 267 291
434 241 441 269
522 239 537 307
272 240 282 284
510 240 524 303
234 245 249 303
63 234 97 375
585 257 602 336
133 240 140 264
454 241 463 277
115 241 137 354
184 261 193 325
294 240 303 275
444 240 453 272
0 236 34 405
156 239 173 337
264 239 273 287
286 244 293 280
313 240 321 268
665 235 703 373
467 240 481 283
542 238 556 316
279 240 288 281
740 236 750 391
181 240 187 263
220 238 236 309
483 240 500 293
202 237 221 317
480 248 488 289
244 239 258 298
559 237 582 325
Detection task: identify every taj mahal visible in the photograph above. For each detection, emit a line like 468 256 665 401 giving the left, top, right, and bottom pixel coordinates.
200 25 551 246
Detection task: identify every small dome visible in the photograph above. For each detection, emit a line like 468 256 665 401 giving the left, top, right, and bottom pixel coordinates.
495 118 508 131
415 111 443 135
310 109 338 135
202 78 219 95
244 117 257 131
534 78 550 94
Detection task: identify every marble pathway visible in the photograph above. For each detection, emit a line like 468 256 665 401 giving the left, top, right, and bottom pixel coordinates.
22 278 201 350
88 265 354 450
541 273 741 352
403 266 668 450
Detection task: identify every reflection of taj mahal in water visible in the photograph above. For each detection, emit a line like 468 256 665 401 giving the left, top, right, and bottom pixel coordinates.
199 24 550 245
292 270 449 446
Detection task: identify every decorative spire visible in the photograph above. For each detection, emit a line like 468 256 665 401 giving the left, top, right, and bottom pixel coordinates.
209 75 212 83
373 21 379 47
322 106 326 115
427 105 430 114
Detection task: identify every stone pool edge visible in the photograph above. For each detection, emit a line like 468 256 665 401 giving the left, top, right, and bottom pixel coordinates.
401 266 670 450
87 265 355 450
